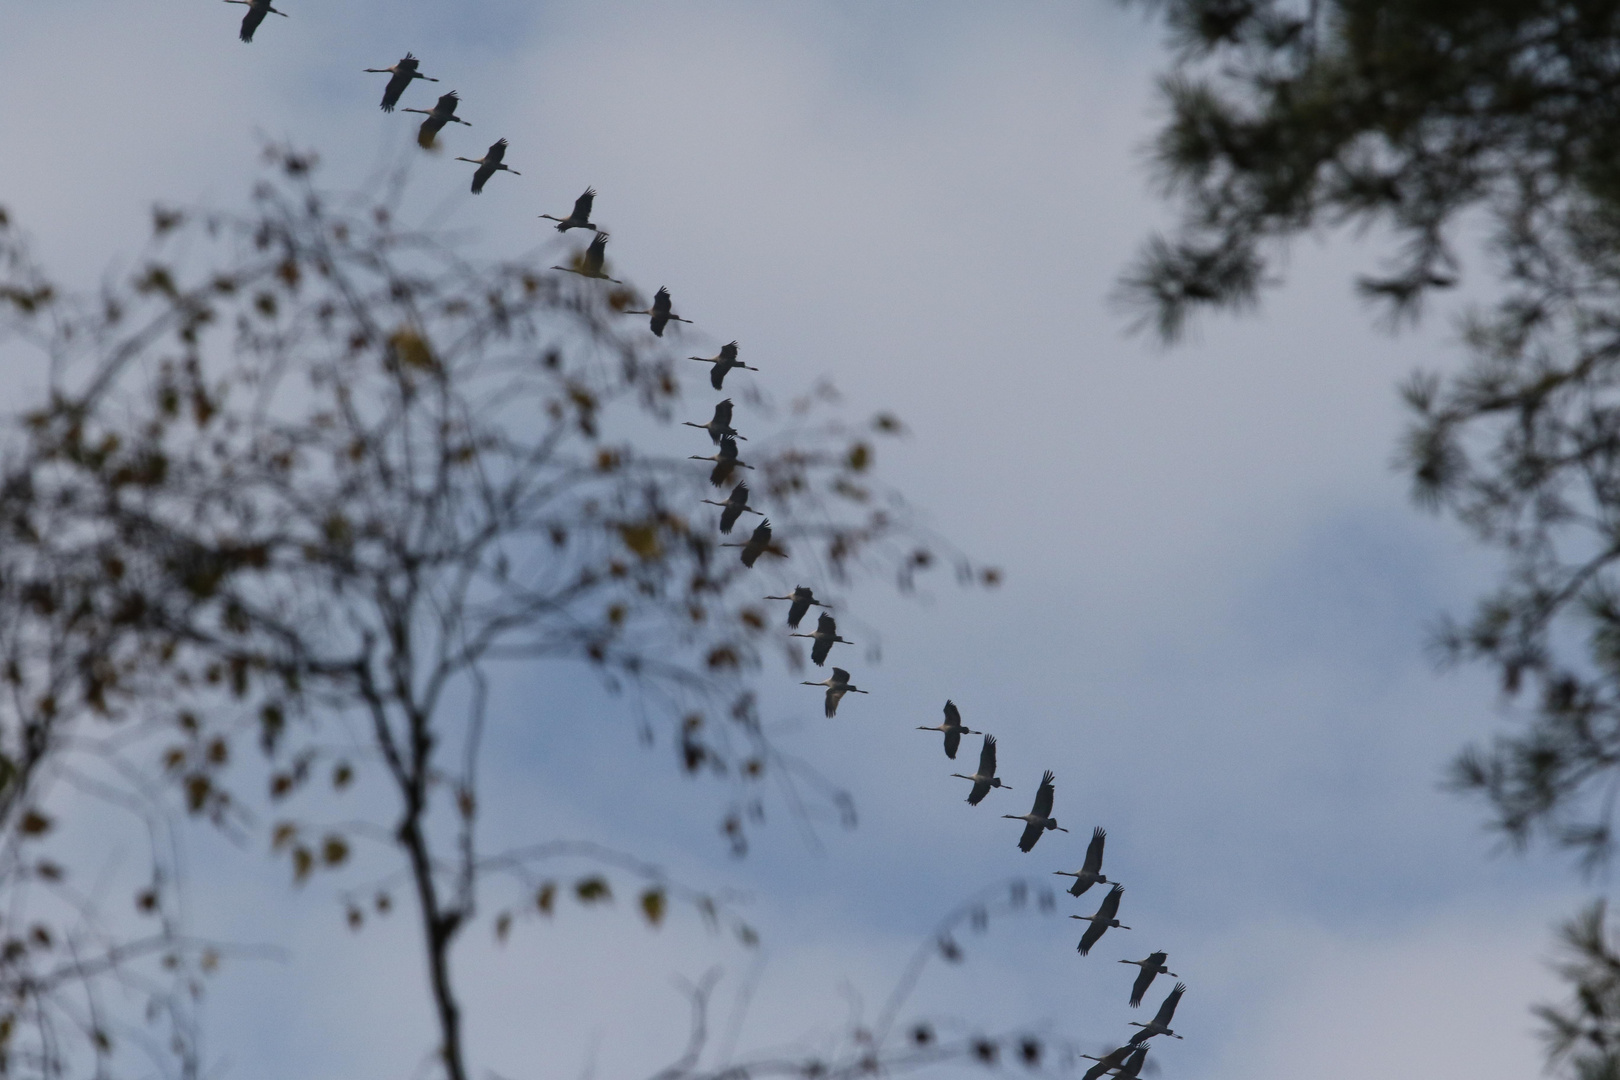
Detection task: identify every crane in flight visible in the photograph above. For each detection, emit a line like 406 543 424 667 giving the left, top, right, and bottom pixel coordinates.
701 482 761 534
689 342 757 390
1079 1045 1135 1080
365 54 438 112
764 586 826 629
690 435 751 487
683 399 742 443
625 287 692 337
791 612 851 666
722 519 775 568
1053 826 1110 897
1071 884 1129 956
1120 952 1177 1008
403 91 471 148
951 735 1009 806
225 0 286 42
802 668 866 717
1004 771 1068 852
456 139 520 194
916 700 978 760
551 232 621 283
540 188 600 232
1127 983 1186 1043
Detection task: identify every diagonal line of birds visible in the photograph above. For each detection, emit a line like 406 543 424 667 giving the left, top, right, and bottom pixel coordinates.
230 5 1192 1068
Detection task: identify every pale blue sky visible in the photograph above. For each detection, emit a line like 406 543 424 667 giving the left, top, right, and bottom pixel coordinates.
0 3 1581 1079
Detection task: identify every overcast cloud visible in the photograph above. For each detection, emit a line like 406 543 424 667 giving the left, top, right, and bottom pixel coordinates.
0 3 1581 1079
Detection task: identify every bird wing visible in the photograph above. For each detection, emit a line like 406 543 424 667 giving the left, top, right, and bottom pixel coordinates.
1017 820 1043 853
966 778 990 806
381 72 410 111
710 364 727 390
653 287 672 315
830 668 851 683
488 138 508 163
573 188 596 220
1119 1047 1149 1078
240 7 266 40
943 700 961 727
418 117 443 147
1097 884 1123 922
719 341 738 361
751 520 772 545
438 91 460 112
584 232 608 274
810 636 832 666
1083 826 1106 874
709 460 735 487
979 734 997 776
943 727 960 759
717 435 739 461
787 596 809 628
714 399 734 429
471 164 494 194
817 612 836 635
825 686 843 718
718 503 742 533
1078 918 1106 956
1151 984 1185 1027
1081 1048 1129 1080
1033 771 1056 818
1128 966 1155 1008
649 312 669 337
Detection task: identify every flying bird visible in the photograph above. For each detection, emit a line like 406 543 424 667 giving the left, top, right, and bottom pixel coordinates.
722 519 775 568
701 482 762 534
365 53 438 112
1079 1045 1134 1080
1113 1046 1150 1080
802 668 866 718
456 138 520 193
540 188 600 232
1004 770 1069 852
402 91 471 148
551 232 621 283
625 287 692 337
689 341 757 391
1054 826 1110 897
1127 983 1186 1043
951 735 1009 806
791 612 851 666
916 700 978 760
764 586 826 629
225 0 286 42
1120 952 1177 1009
1071 883 1129 956
690 435 752 487
683 399 742 444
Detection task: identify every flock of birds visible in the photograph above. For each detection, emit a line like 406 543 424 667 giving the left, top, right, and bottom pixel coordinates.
224 5 1190 1073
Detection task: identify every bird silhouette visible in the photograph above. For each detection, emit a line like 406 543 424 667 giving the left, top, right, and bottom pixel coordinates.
690 435 752 487
540 188 599 232
916 700 979 760
1127 983 1185 1043
225 0 286 42
722 519 775 568
365 53 438 112
802 668 866 717
1120 952 1177 1009
1004 770 1069 852
455 139 520 194
791 612 851 666
683 399 742 444
1054 826 1110 897
951 735 1009 805
1071 884 1130 955
625 287 692 337
402 91 471 148
551 232 621 283
689 341 757 390
701 482 762 534
764 586 827 629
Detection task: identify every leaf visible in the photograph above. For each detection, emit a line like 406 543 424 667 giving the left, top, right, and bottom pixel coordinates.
321 835 349 867
291 846 313 884
640 888 666 927
388 327 437 372
332 762 353 790
495 912 512 943
536 882 556 915
17 810 50 837
271 822 298 850
846 442 871 472
618 523 662 559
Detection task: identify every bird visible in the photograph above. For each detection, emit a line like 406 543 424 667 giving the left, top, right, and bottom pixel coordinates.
1113 1046 1150 1080
690 435 752 487
402 91 471 148
764 586 827 629
701 482 762 534
802 668 866 718
722 519 774 568
225 0 286 42
540 188 600 232
365 53 438 112
917 700 979 760
1004 770 1069 852
1127 983 1186 1043
455 139 520 194
1079 1045 1135 1080
689 342 757 391
551 232 621 283
625 287 692 337
1071 883 1130 956
1054 826 1110 897
951 735 1009 806
683 399 743 444
1120 952 1177 1009
791 612 851 666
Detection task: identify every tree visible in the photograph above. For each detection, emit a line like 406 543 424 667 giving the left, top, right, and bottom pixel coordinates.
1124 0 1620 1069
0 147 1104 1080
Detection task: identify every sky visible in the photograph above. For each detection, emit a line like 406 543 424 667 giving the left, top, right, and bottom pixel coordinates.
0 2 1589 1079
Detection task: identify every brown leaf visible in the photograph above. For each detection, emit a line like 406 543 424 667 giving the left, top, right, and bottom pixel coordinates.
640 888 666 927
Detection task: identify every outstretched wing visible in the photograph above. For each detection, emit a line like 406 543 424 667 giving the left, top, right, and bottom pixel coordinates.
240 6 267 41
719 340 739 362
584 232 609 274
381 71 411 111
718 499 742 533
978 734 997 777
943 700 961 727
943 727 961 759
1118 1046 1149 1078
713 398 734 430
1081 1047 1130 1080
816 612 836 636
810 635 832 666
487 138 508 163
573 187 596 221
1096 883 1123 923
1151 983 1185 1027
824 687 842 718
1017 819 1043 853
786 594 810 628
1129 966 1156 1008
717 435 739 461
1083 826 1106 874
966 777 991 806
1033 770 1056 818
1078 918 1106 956
438 90 461 112
653 287 673 315
830 668 850 682
710 363 727 390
